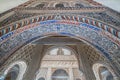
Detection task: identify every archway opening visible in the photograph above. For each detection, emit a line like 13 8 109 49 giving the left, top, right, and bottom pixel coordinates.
55 4 64 8
3 61 27 80
34 36 86 80
92 63 117 80
4 65 19 80
52 69 69 80
75 4 84 8
99 67 113 80
36 4 45 8
38 77 45 80
33 36 107 80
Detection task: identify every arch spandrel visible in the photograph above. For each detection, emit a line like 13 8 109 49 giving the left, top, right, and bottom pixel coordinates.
0 17 120 76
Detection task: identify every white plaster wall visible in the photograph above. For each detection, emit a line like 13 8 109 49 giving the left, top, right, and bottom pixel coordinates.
94 0 120 12
0 0 29 13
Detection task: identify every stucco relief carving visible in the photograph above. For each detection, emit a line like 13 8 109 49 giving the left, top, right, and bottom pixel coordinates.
0 20 120 74
0 22 119 58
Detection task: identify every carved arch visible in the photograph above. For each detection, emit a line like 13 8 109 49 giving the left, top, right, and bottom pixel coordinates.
92 62 118 80
0 15 120 76
3 61 27 80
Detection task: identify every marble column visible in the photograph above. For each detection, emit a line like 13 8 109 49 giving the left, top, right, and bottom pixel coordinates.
69 68 74 80
47 67 52 80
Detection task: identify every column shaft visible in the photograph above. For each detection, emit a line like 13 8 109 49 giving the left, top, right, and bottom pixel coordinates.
47 67 52 80
69 68 74 80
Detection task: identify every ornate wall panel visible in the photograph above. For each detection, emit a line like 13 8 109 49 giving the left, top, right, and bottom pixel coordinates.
0 17 120 75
